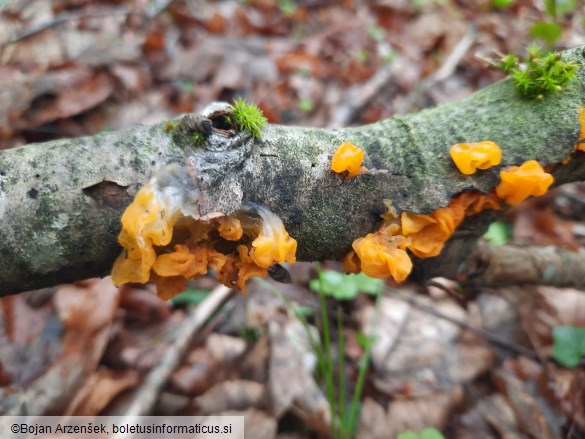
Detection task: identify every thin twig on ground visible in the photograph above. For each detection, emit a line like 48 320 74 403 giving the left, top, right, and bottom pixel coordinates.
120 284 234 418
394 291 540 361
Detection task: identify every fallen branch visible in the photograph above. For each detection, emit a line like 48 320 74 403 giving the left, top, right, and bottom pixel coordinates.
459 242 585 289
1 46 585 295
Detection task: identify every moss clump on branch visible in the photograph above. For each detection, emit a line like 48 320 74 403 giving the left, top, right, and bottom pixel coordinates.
231 97 268 139
499 47 578 99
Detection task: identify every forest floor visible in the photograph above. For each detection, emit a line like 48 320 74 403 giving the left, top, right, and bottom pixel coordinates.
1 1 585 438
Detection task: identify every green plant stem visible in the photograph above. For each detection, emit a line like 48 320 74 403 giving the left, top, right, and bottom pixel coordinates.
346 292 381 434
337 307 347 427
317 262 337 436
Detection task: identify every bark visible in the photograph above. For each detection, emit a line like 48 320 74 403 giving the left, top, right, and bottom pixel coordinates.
1 46 585 296
459 242 585 288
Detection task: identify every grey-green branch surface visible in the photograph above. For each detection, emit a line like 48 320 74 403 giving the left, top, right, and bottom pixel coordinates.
1 46 585 296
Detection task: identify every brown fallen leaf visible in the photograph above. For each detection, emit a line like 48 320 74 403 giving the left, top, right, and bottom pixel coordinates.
361 293 492 396
386 388 464 437
17 71 113 129
2 278 119 415
267 320 329 436
221 409 276 439
206 333 247 363
494 361 563 439
356 397 389 439
170 348 217 397
453 393 522 439
64 367 139 416
194 380 267 415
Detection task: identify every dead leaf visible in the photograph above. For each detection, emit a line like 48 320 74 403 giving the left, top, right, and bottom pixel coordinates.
206 333 246 363
267 320 329 436
362 294 491 396
221 409 276 439
494 364 562 439
17 72 113 129
356 397 389 439
511 204 579 251
170 348 217 397
519 286 585 351
64 367 138 416
1 279 119 416
194 380 266 415
454 393 522 439
386 388 464 437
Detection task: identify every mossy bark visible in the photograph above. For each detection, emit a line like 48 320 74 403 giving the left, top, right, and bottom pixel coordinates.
1 46 585 296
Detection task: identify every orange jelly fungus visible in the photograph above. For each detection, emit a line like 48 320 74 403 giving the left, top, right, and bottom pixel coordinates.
450 141 502 175
495 160 554 206
342 191 503 282
112 185 297 299
331 141 366 178
576 107 585 152
352 231 412 282
401 207 463 258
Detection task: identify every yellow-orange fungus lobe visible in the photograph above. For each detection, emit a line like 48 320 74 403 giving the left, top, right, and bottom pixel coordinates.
401 207 462 258
112 185 179 285
352 233 412 282
331 141 365 178
342 190 506 281
449 191 502 215
577 107 585 152
153 245 208 278
495 160 554 206
249 208 297 269
112 179 297 299
450 141 502 175
216 216 243 241
341 251 361 274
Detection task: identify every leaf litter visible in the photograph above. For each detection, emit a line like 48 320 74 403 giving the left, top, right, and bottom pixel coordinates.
1 0 585 437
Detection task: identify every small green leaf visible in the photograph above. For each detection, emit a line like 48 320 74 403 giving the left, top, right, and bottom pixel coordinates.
484 221 512 246
366 25 386 42
352 272 384 296
555 0 577 14
309 271 384 300
420 428 446 439
492 0 515 7
544 0 557 18
278 0 297 15
354 49 369 63
529 22 562 45
397 432 420 439
552 325 585 367
298 98 314 113
293 306 314 318
170 289 209 305
310 270 358 300
356 332 376 349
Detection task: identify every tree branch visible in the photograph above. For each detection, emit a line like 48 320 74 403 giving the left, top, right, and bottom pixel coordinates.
2 46 585 296
458 242 585 289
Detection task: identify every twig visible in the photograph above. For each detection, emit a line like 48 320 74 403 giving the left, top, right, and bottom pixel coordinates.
331 63 395 127
400 26 476 114
393 291 540 361
1 8 132 47
119 284 234 418
460 242 585 289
